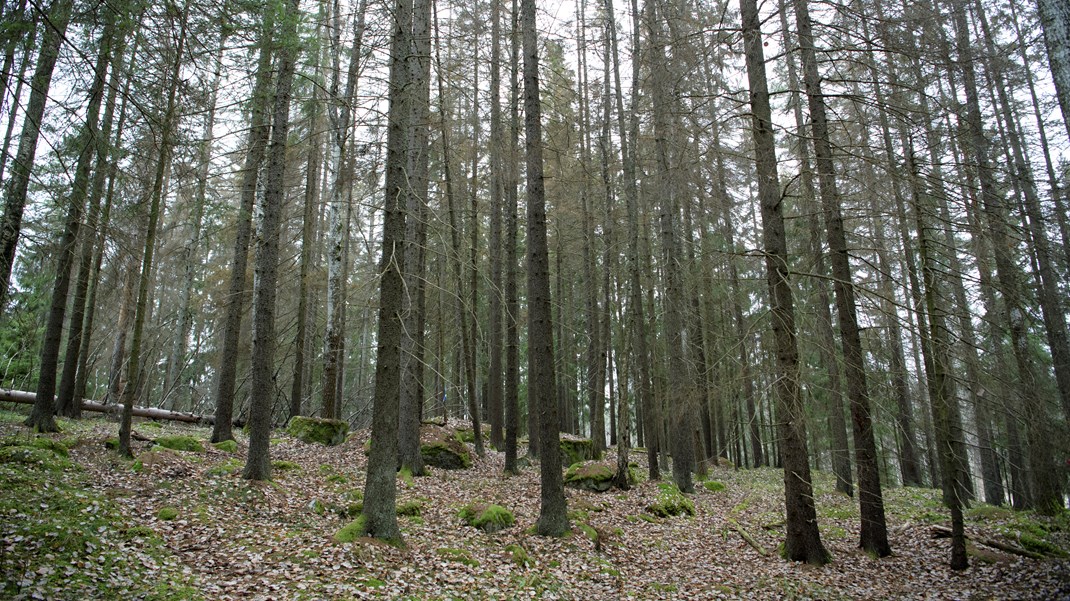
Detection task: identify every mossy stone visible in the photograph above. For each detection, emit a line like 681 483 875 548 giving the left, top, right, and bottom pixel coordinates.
286 416 349 446
420 426 473 470
564 461 615 492
459 502 515 533
647 482 696 518
559 435 599 467
158 507 179 521
155 435 204 453
212 440 238 453
702 480 726 493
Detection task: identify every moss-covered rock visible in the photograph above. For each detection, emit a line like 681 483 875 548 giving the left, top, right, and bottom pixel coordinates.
157 507 179 521
564 461 616 492
212 439 238 453
459 502 515 533
420 426 472 469
286 416 349 446
702 480 726 493
559 435 599 467
154 435 204 453
272 460 301 471
647 482 696 518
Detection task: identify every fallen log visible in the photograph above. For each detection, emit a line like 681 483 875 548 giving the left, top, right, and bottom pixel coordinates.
0 388 213 425
930 525 1044 559
729 517 769 557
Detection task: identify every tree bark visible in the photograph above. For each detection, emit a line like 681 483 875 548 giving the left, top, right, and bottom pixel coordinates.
741 0 828 565
117 2 189 456
792 0 889 556
242 0 301 481
522 0 568 536
210 6 274 444
0 0 71 317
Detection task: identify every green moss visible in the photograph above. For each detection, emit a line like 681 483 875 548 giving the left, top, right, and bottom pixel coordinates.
206 458 242 476
327 473 348 484
436 547 480 567
398 466 414 486
397 500 423 517
212 439 238 453
154 435 204 453
639 513 658 523
334 516 367 543
559 436 598 467
702 480 726 493
578 522 598 544
131 460 143 473
158 507 179 521
28 437 70 457
309 499 326 515
272 460 301 471
647 482 695 518
459 502 516 533
1015 532 1069 557
286 416 349 446
505 543 532 567
104 436 119 450
141 421 163 429
0 443 72 471
420 427 473 469
564 461 616 492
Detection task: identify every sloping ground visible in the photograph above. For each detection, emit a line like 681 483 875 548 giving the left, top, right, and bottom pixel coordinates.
1 410 1068 600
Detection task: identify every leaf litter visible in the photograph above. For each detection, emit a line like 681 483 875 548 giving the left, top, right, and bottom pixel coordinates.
2 414 1068 600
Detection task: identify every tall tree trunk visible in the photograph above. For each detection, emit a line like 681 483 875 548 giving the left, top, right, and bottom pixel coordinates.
117 2 189 456
323 0 369 420
486 0 505 451
1036 0 1070 137
0 0 71 317
503 0 521 475
291 0 329 421
57 13 134 419
163 23 227 412
741 0 828 565
210 6 275 444
645 0 693 493
792 0 889 556
242 0 301 481
362 0 422 541
945 0 1063 513
398 0 432 476
522 0 567 536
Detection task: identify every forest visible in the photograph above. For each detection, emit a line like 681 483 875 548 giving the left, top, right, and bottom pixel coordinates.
1 0 1070 597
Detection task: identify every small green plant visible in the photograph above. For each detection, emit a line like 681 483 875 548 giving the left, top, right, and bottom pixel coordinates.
272 460 301 471
158 507 179 521
397 499 423 517
398 466 415 486
505 543 532 567
206 458 243 476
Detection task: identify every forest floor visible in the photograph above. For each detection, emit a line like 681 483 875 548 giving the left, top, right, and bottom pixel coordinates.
1 409 1069 600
